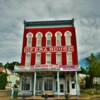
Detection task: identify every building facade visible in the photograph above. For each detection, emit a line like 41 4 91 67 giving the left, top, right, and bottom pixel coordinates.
15 19 80 96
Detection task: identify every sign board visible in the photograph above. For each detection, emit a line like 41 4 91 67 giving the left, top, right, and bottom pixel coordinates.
24 46 74 53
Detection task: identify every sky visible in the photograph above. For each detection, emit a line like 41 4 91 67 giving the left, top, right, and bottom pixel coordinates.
0 0 100 64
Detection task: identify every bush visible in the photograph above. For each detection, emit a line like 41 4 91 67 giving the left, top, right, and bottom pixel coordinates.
0 72 8 90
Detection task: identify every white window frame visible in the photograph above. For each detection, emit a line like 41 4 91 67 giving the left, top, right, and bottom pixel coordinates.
64 31 72 46
35 53 41 65
46 32 52 47
46 53 51 65
26 32 33 47
56 53 61 64
25 53 31 66
36 32 43 47
55 31 62 46
67 52 72 65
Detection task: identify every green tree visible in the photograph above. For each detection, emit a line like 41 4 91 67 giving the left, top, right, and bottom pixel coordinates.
87 53 100 88
0 72 8 90
4 61 20 71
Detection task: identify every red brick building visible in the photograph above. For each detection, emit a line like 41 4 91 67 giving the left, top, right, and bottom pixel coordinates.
15 19 80 96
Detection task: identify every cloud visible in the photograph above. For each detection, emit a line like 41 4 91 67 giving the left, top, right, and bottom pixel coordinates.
0 0 100 63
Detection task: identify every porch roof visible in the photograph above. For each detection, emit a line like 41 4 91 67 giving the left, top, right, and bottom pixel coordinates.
14 65 80 73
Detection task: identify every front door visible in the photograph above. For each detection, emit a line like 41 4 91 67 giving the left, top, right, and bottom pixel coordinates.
60 84 64 92
44 78 53 91
59 81 65 95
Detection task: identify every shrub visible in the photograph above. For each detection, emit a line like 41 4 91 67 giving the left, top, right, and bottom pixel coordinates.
0 72 8 90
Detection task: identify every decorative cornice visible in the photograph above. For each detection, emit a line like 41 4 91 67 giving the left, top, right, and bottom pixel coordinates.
24 19 74 28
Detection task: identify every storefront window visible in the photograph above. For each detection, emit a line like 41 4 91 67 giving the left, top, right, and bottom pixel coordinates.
21 76 31 90
44 79 53 90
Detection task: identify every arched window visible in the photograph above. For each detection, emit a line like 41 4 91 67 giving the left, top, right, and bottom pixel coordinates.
35 53 41 65
26 32 33 47
67 52 72 65
25 53 31 66
55 31 62 46
56 53 61 64
36 32 43 47
46 32 52 47
64 31 72 46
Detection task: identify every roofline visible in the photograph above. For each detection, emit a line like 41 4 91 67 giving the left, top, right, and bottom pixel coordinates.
24 19 74 28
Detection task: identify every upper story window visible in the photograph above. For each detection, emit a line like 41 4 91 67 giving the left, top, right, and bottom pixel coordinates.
56 53 61 64
36 53 41 65
64 31 72 46
46 32 52 47
26 32 33 47
55 31 62 46
25 53 31 66
46 53 51 65
67 52 72 65
36 32 43 47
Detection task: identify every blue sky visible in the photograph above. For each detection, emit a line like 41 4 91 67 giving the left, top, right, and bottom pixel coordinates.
0 0 100 64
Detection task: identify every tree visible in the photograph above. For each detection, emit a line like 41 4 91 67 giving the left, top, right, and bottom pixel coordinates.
4 61 20 71
87 53 100 88
0 72 8 90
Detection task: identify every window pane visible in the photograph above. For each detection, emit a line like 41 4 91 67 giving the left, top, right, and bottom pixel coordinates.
25 53 31 66
47 39 51 46
67 53 72 65
36 53 41 64
37 39 41 47
56 53 61 64
46 53 51 64
66 36 71 46
22 77 31 90
27 35 32 47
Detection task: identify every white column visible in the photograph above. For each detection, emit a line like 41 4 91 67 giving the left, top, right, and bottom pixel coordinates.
42 78 44 92
34 72 37 96
57 71 60 96
75 71 80 97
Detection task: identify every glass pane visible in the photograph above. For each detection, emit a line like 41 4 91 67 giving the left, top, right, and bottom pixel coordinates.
36 53 41 64
46 54 51 64
67 53 72 65
22 77 30 90
26 54 31 66
56 53 61 64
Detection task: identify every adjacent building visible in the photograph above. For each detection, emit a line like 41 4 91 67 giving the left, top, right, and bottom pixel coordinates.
15 19 80 96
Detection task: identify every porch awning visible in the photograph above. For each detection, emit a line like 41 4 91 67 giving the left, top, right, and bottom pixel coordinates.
14 65 80 73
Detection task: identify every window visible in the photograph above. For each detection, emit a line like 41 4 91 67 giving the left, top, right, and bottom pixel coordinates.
56 53 61 64
67 52 72 65
55 31 62 46
44 79 53 90
25 53 31 66
26 32 33 47
21 76 31 90
36 32 43 47
46 53 51 64
46 32 52 47
36 53 41 65
64 31 72 46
